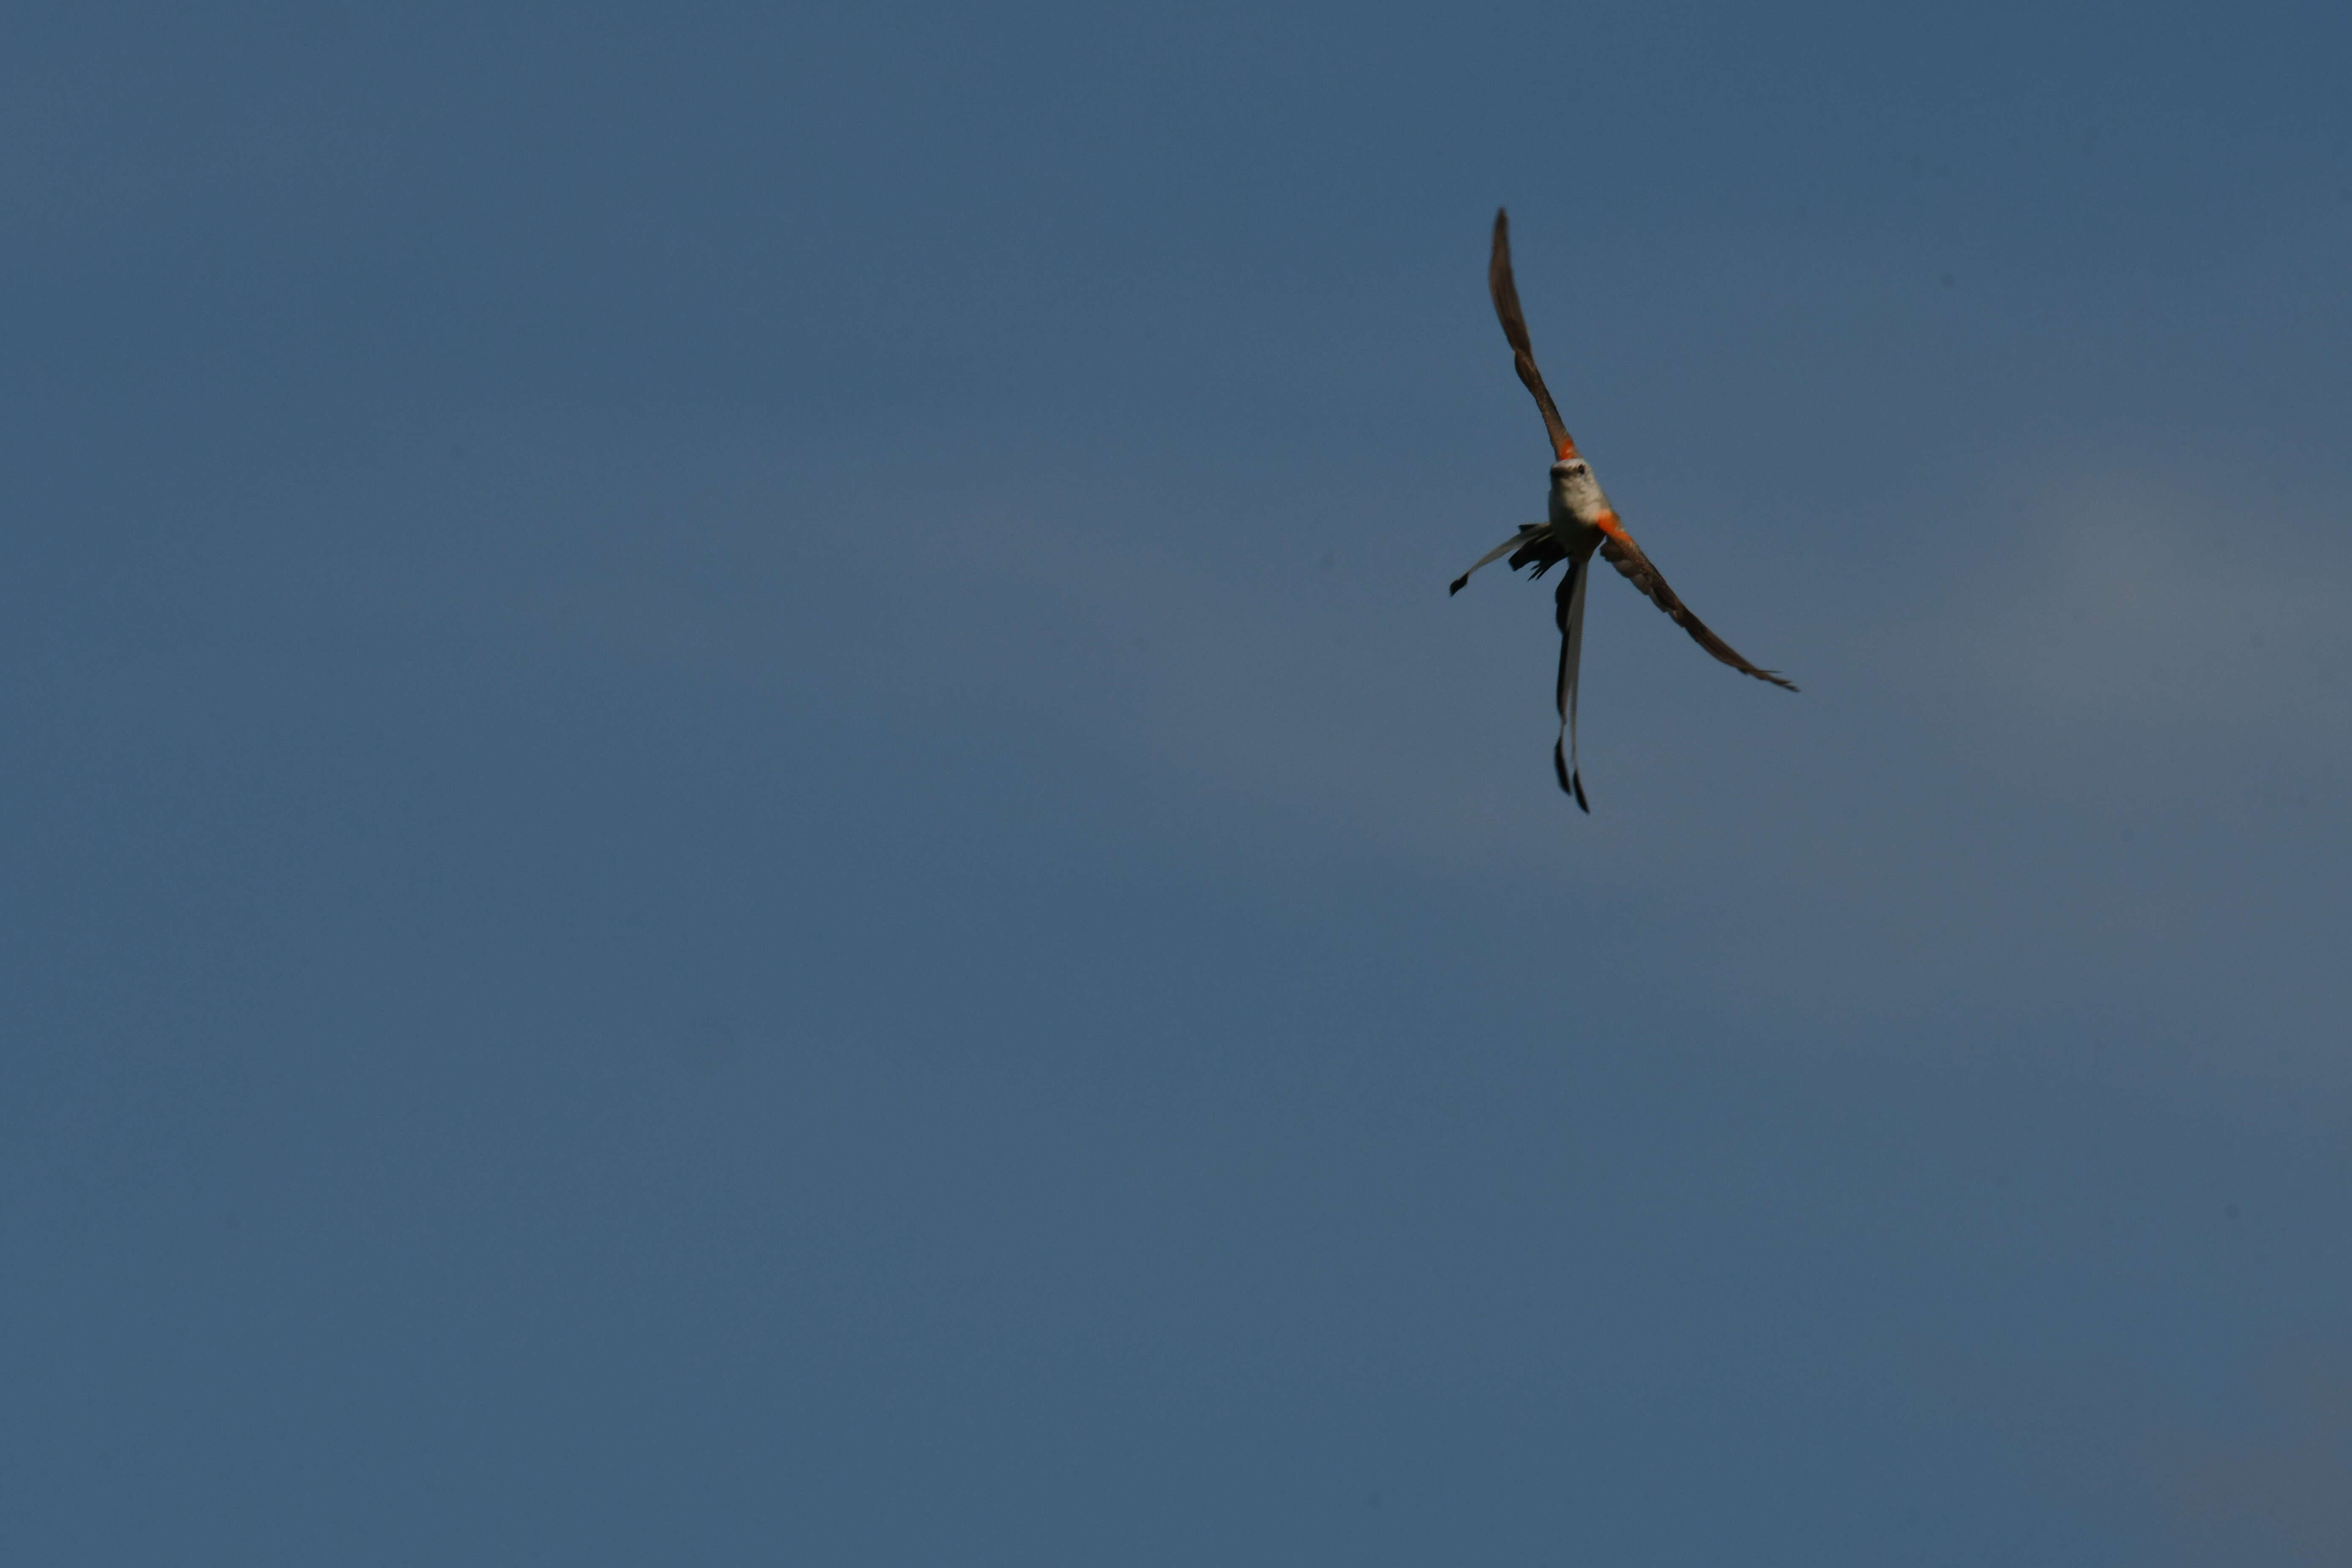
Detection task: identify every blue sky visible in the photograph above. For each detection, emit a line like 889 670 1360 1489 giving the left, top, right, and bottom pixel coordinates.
5 2 2350 1561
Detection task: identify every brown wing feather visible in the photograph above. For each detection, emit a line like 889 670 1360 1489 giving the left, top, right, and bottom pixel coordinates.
1489 209 1577 460
1599 534 1799 691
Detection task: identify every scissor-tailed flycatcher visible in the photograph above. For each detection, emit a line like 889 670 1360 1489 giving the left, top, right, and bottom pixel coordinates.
1452 208 1796 811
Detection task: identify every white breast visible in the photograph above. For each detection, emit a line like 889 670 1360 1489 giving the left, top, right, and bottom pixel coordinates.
1548 459 1613 529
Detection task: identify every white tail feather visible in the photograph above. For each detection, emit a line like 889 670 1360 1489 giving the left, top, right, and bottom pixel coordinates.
1449 524 1550 595
1554 556 1591 810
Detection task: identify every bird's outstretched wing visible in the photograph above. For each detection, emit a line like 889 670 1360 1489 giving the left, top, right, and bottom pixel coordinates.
1489 210 1578 461
1598 533 1798 691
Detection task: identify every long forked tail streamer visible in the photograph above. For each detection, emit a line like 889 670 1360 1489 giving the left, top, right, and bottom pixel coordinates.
1450 524 1551 595
1553 555 1591 812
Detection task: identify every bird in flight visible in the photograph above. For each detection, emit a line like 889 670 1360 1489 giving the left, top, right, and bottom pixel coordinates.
1451 207 1796 812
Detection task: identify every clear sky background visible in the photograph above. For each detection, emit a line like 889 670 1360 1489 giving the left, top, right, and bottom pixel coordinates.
5 1 2350 1561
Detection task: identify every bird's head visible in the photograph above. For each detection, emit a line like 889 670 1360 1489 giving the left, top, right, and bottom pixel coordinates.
1548 453 1613 527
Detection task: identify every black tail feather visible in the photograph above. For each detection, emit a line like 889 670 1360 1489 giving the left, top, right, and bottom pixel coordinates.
1552 736 1590 813
1513 532 1568 580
